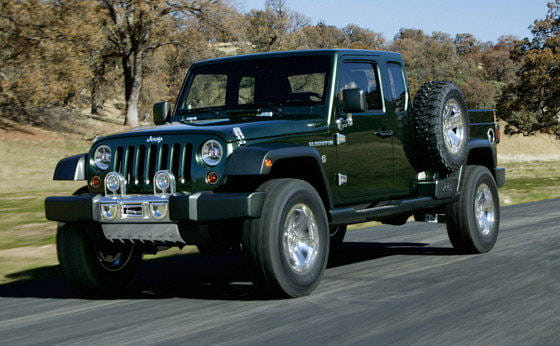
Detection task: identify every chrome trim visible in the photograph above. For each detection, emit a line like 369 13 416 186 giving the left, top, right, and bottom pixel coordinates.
474 183 496 236
442 99 466 154
487 128 496 144
233 127 246 145
189 192 203 221
335 133 346 145
74 155 86 180
337 173 348 186
98 194 171 223
282 203 320 273
309 140 334 147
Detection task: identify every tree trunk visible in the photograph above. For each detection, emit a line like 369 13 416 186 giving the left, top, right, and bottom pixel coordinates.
123 52 142 127
91 59 106 115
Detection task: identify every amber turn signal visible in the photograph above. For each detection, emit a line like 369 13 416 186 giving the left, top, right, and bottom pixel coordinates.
264 158 273 168
206 171 219 184
91 176 102 188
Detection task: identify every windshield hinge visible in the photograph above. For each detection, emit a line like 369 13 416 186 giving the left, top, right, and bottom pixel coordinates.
233 127 246 145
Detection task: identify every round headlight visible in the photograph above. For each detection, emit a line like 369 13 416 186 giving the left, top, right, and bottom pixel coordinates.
201 140 223 167
94 145 112 170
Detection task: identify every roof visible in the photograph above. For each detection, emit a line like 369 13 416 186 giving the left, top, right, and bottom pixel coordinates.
194 49 402 65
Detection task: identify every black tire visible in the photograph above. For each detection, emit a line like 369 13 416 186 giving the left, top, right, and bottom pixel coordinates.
242 179 329 298
412 81 470 173
446 165 500 253
57 223 143 293
330 225 347 250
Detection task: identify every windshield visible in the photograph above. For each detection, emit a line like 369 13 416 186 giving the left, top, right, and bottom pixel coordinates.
177 55 331 118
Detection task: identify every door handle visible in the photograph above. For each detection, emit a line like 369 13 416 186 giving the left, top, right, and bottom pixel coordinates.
374 130 394 138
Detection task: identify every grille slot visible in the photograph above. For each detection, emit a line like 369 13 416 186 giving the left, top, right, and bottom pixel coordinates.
113 142 192 191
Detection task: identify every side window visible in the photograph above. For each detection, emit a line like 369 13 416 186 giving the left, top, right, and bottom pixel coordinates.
185 74 227 109
288 73 325 102
387 62 407 112
238 76 255 105
340 62 382 111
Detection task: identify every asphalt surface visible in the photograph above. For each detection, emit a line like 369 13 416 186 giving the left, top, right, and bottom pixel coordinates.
0 199 559 344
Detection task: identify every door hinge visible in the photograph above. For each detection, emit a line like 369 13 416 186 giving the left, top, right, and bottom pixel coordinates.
337 173 348 186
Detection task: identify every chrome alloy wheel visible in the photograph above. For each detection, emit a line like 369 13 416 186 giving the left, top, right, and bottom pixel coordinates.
95 242 134 272
442 99 465 154
474 183 496 236
282 203 320 273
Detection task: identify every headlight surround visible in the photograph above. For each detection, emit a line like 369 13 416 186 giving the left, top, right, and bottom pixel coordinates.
200 140 223 167
94 145 112 170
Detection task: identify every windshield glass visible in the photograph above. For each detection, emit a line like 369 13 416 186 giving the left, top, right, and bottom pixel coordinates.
177 55 331 117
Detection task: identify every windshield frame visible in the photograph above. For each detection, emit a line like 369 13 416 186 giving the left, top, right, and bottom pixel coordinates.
172 54 334 122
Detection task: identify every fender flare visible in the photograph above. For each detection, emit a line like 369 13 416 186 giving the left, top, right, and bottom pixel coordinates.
224 143 332 208
467 138 497 168
53 154 87 181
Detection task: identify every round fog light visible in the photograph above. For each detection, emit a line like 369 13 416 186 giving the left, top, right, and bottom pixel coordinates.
149 202 168 220
104 172 125 196
154 170 176 194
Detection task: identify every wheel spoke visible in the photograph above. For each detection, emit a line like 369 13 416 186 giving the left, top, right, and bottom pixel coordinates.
282 204 320 273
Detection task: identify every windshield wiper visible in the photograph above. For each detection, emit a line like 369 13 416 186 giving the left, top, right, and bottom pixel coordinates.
225 103 284 116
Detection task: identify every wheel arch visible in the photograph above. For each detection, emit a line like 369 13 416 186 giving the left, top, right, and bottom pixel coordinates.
466 138 498 177
224 144 333 210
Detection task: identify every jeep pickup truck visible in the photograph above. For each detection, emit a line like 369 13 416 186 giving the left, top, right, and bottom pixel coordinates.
46 49 505 297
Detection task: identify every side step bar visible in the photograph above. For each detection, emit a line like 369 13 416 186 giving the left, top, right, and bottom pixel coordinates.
329 195 458 225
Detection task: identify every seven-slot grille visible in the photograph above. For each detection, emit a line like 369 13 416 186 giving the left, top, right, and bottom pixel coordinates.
112 143 192 190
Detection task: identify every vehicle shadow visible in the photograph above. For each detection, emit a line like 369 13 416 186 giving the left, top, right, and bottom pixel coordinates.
0 242 463 301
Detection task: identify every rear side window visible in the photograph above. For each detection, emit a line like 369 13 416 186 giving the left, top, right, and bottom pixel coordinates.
339 62 382 111
238 76 255 105
387 62 407 112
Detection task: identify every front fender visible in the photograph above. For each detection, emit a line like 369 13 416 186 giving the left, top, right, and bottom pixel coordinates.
225 143 324 176
53 154 87 181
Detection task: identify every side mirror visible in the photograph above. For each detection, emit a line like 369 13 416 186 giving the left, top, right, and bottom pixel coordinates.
341 88 367 113
153 102 170 125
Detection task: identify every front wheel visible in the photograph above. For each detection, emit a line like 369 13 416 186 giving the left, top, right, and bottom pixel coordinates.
57 223 143 293
242 179 329 297
446 165 500 253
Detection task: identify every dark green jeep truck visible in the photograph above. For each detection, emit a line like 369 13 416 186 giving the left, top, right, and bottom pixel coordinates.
46 49 505 297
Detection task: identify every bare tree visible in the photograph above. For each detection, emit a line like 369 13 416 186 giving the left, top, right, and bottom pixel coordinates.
98 0 227 126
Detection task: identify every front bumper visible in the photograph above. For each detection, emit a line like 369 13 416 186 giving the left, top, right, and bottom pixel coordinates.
45 192 265 224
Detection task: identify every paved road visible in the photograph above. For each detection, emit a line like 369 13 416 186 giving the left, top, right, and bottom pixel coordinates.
0 199 559 344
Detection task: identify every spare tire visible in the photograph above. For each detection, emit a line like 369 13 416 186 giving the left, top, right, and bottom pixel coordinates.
412 81 469 174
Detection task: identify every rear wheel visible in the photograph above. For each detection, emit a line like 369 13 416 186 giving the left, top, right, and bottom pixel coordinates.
57 223 143 293
446 165 500 253
242 179 329 297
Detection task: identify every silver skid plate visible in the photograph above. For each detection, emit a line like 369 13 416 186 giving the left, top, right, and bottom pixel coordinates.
102 223 185 244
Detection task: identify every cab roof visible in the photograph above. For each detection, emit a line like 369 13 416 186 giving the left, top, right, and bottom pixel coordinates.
194 49 403 66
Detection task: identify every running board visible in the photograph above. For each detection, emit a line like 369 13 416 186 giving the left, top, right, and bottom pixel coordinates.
329 195 458 225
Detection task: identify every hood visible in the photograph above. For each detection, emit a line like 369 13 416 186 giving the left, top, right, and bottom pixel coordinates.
98 118 328 143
